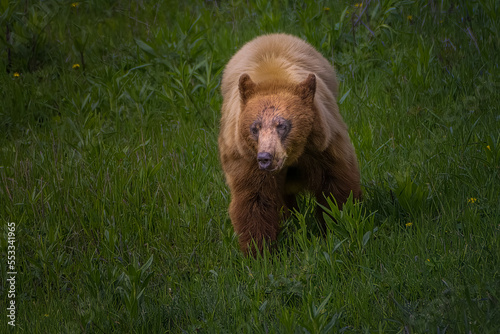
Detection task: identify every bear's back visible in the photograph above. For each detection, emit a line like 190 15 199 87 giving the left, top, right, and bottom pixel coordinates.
221 34 338 101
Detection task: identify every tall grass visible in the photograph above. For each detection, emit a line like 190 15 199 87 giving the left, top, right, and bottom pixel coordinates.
1 0 499 332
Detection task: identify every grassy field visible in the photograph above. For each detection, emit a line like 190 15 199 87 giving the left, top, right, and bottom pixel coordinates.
1 0 499 332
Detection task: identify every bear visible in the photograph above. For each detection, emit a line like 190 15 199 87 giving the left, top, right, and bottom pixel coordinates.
218 33 361 255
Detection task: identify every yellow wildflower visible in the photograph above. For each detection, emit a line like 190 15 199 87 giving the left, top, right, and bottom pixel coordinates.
467 197 477 204
354 3 362 8
427 259 430 262
71 2 79 8
486 145 491 151
72 63 80 69
13 72 20 78
406 222 413 227
324 7 330 12
44 314 49 317
407 15 413 21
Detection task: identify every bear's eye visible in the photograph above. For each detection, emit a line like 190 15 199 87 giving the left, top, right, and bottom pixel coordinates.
250 122 260 138
276 123 288 132
275 119 291 138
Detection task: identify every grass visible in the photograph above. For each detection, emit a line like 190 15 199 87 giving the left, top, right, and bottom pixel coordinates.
1 0 499 332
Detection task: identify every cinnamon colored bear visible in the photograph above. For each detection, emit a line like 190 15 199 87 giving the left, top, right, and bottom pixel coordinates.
219 34 361 255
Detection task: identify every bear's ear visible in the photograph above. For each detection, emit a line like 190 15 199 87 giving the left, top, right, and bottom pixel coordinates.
296 74 316 102
239 74 256 104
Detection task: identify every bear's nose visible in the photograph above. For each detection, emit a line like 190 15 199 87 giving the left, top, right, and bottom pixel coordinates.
257 152 273 170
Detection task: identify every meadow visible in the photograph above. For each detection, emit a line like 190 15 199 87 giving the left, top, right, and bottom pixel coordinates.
1 0 499 332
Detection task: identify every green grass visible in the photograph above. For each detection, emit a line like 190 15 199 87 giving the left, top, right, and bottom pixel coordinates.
1 0 499 332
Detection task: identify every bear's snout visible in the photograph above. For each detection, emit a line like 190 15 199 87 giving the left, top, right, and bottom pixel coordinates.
257 152 273 170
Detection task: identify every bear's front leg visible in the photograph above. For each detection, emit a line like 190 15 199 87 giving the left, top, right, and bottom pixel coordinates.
228 171 286 256
313 154 362 231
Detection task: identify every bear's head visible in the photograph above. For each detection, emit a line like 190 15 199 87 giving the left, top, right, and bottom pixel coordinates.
238 73 317 172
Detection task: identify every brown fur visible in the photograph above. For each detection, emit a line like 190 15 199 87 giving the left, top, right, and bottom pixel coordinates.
219 34 361 255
